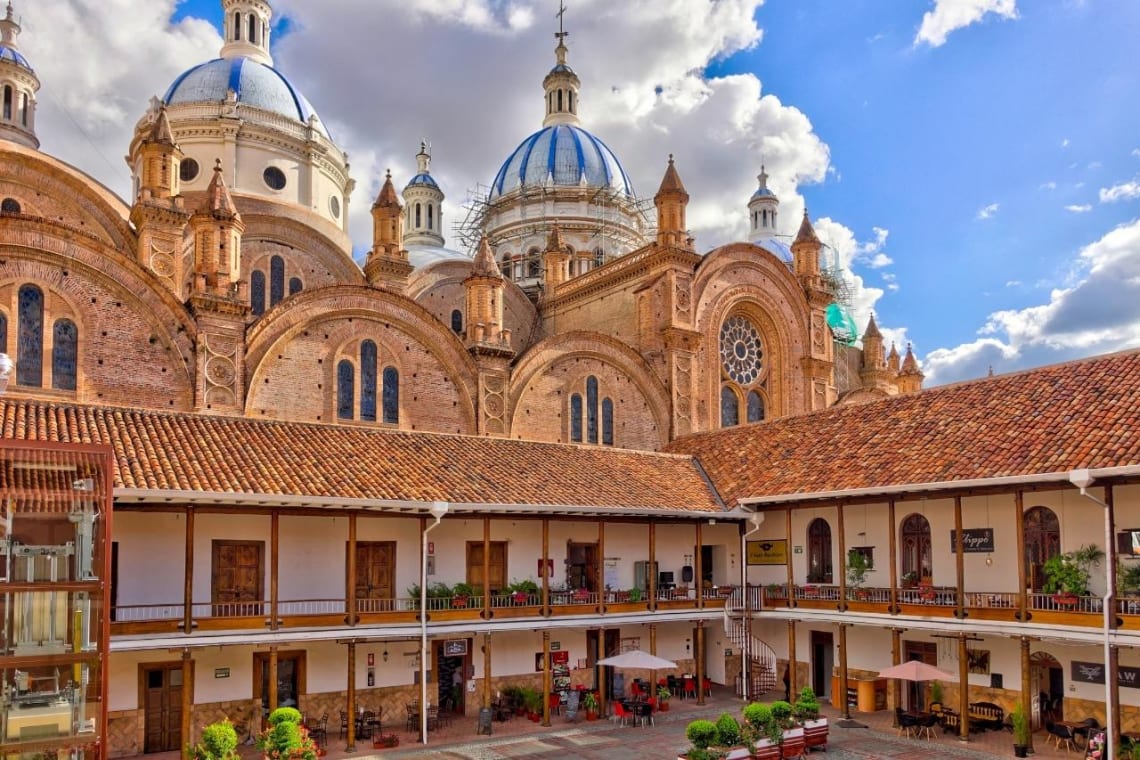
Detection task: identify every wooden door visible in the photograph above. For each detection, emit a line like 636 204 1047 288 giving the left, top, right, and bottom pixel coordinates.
567 542 599 591
212 540 264 616
142 663 183 753
903 641 937 710
354 541 395 604
467 542 507 593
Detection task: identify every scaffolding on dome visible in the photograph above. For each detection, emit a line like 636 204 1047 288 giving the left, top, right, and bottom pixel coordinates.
818 241 861 396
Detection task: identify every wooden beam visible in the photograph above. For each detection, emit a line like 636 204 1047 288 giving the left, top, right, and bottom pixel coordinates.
542 518 550 613
181 649 193 760
785 506 794 608
888 499 898 613
268 646 279 713
890 628 901 720
270 511 279 631
483 516 491 617
542 630 552 727
958 634 969 742
837 503 847 611
1015 491 1027 621
346 642 356 752
598 520 606 614
1020 636 1033 753
649 519 657 611
483 633 492 710
954 496 965 618
346 513 357 626
838 624 850 720
787 620 797 701
696 520 704 609
696 620 706 705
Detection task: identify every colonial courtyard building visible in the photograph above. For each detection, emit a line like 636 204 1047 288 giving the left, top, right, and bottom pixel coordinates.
1 1 1136 759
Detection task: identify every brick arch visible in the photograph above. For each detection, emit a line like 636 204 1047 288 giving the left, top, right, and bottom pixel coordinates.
244 285 478 431
237 211 363 287
509 331 671 449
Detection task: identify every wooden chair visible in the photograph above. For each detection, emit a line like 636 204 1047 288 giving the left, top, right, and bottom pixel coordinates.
1048 722 1077 752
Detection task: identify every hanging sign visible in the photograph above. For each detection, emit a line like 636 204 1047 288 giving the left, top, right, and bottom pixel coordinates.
746 539 788 566
443 639 468 657
949 528 994 553
1071 660 1140 688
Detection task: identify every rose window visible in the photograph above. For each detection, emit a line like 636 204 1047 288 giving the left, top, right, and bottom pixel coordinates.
720 316 763 385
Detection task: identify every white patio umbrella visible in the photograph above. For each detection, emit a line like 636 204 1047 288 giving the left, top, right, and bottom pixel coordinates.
877 660 956 682
597 650 679 705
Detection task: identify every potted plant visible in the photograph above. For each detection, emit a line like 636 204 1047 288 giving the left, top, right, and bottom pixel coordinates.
256 707 317 760
509 578 538 605
930 680 943 706
628 586 643 602
1011 701 1030 757
451 581 475 608
521 686 542 721
901 571 919 589
680 719 719 760
190 719 240 760
846 550 871 597
742 703 780 760
1043 554 1085 605
582 690 599 721
795 686 828 750
657 684 672 711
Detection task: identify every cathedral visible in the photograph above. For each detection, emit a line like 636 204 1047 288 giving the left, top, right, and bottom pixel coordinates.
15 3 1140 759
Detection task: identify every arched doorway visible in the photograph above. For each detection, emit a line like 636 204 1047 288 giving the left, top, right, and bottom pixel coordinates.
1024 506 1060 591
807 518 832 584
1029 651 1064 728
900 514 932 583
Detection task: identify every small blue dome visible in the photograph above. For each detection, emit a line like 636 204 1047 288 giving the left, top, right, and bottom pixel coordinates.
163 57 328 138
0 44 31 72
751 186 777 201
405 173 439 190
490 124 634 199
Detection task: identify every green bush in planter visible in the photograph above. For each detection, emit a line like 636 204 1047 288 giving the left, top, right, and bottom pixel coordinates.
257 707 316 760
1011 702 1030 746
770 700 795 730
794 686 820 721
714 712 742 746
191 719 239 760
742 702 773 744
686 719 719 750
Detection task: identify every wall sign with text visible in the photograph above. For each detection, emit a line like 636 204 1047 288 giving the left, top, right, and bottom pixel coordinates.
747 539 788 566
1071 660 1140 688
948 528 994 553
443 639 468 657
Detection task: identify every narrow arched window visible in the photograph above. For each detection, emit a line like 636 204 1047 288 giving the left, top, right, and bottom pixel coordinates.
250 270 266 315
248 14 257 44
428 204 434 230
450 310 463 333
501 257 512 280
289 277 303 296
233 11 241 40
900 513 932 580
557 90 563 112
269 255 285 307
360 340 377 422
747 390 764 423
586 376 599 444
415 203 422 228
568 91 574 112
601 398 614 446
570 394 583 442
0 311 7 354
807 518 833 583
382 366 399 424
20 93 28 126
720 386 739 427
17 284 43 387
527 256 541 278
51 319 78 391
336 360 354 420
2 86 11 121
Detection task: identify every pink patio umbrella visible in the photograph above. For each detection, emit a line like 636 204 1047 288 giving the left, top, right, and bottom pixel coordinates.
877 660 957 682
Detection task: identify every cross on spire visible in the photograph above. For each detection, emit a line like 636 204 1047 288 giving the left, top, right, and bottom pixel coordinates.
555 1 568 44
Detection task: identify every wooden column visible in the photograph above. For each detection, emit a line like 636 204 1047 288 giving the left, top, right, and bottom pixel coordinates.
696 620 706 705
542 518 550 614
1020 636 1033 753
598 520 606 614
838 624 850 720
483 517 491 616
346 513 357 625
270 511 279 631
890 629 902 721
837 503 847 611
696 520 704 608
649 623 657 655
648 520 657 611
1110 645 1121 749
346 642 357 752
958 634 969 741
1015 491 1027 621
542 630 552 726
785 506 795 608
183 508 194 634
597 626 607 718
1108 485 1118 629
888 499 898 613
482 633 492 709
787 620 797 700
180 648 193 760
954 496 965 618
1108 485 1120 759
268 646 279 712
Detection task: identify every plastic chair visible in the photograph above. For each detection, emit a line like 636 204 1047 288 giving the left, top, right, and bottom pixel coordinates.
1048 722 1076 752
683 677 696 700
613 701 633 727
895 707 917 738
702 677 712 697
916 712 938 740
548 692 561 716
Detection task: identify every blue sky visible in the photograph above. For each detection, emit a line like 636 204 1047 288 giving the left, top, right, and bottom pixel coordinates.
20 0 1140 386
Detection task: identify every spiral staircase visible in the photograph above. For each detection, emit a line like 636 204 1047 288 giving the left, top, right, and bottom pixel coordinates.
724 587 779 698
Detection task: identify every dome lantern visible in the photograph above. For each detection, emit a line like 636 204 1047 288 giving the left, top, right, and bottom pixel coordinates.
221 0 273 67
0 1 40 149
542 5 580 128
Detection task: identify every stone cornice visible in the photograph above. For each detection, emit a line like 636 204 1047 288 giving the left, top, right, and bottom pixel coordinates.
540 244 702 312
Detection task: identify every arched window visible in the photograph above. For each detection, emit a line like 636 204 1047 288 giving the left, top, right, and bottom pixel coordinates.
233 11 241 40
414 203 422 228
0 312 7 354
336 360 354 420
601 398 614 446
20 92 27 126
289 277 303 296
501 256 513 280
746 390 764 423
568 91 574 112
570 394 583 442
250 270 266 316
51 319 78 391
900 513 932 580
1024 506 1061 591
1 198 19 214
248 14 257 44
807 518 833 583
720 386 739 427
382 367 399 424
594 248 605 267
586 376 599 444
17 284 43 387
450 310 463 333
527 254 541 279
269 256 285 307
427 204 434 230
2 86 11 120
557 90 563 111
360 340 378 423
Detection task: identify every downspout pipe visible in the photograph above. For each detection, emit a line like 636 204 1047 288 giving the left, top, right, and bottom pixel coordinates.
740 513 765 701
1069 469 1112 758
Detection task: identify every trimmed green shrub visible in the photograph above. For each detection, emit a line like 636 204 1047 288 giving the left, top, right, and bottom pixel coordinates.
191 719 239 760
686 719 719 750
715 712 742 746
268 707 303 726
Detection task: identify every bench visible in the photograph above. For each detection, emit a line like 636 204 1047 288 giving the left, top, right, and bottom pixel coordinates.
968 702 1004 732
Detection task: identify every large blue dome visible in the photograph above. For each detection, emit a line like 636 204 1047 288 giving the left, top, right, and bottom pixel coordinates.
490 124 634 199
163 57 328 138
0 43 31 72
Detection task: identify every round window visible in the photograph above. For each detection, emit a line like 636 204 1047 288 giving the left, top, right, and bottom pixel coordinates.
329 195 340 219
263 166 287 191
179 158 200 183
719 315 763 385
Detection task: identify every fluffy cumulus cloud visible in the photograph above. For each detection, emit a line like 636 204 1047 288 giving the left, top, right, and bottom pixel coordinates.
923 218 1140 384
1100 179 1140 204
810 218 905 344
915 0 1018 48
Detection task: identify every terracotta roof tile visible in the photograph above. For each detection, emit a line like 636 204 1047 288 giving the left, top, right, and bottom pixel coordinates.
667 349 1140 505
0 399 723 513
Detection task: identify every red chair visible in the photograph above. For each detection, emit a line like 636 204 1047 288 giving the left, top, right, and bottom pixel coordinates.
548 692 561 715
703 677 712 697
645 697 657 726
683 678 696 700
630 682 643 699
613 701 634 727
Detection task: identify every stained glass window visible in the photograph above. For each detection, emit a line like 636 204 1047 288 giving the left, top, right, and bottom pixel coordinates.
269 256 285 307
382 367 399 424
52 319 78 391
451 310 463 334
336 360 354 420
719 315 763 385
250 271 266 316
360 340 377 423
17 284 42 387
601 398 614 446
720 386 739 428
747 390 765 423
586 376 598 444
570 394 582 442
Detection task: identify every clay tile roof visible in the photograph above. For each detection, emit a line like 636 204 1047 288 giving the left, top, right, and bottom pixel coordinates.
374 170 400 208
471 236 501 277
198 159 239 218
666 349 1140 506
0 399 724 514
793 209 820 246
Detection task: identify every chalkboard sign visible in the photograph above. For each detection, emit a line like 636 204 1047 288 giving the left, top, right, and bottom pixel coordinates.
477 707 493 735
564 689 579 721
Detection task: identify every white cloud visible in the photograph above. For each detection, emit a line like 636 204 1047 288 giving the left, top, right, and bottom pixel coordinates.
1132 148 1140 158
977 202 1000 220
1005 280 1021 287
1065 204 1092 213
1061 138 1071 148
812 218 893 334
915 0 1018 48
1100 180 1140 204
923 218 1140 384
1039 181 1057 190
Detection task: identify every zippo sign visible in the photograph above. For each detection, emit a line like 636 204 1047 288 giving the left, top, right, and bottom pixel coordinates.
1071 660 1140 689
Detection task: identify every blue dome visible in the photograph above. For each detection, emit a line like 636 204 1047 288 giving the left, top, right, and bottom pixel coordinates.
163 57 328 138
490 124 634 199
0 44 31 72
405 173 439 190
751 187 777 200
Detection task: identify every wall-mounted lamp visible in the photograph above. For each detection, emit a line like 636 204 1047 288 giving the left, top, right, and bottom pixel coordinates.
382 649 389 663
